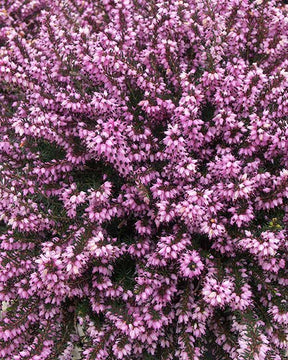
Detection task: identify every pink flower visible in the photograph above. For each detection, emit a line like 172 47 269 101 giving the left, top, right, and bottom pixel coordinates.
202 277 234 307
0 0 287 358
179 250 204 278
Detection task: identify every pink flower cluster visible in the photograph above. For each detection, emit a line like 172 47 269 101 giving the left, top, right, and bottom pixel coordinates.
0 0 288 359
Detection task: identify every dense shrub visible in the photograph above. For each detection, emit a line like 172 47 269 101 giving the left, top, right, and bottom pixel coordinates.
0 0 288 359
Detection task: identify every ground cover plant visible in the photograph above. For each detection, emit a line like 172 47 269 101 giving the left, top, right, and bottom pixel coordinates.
0 0 288 359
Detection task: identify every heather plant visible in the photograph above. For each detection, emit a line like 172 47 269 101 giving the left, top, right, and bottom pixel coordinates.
0 0 288 359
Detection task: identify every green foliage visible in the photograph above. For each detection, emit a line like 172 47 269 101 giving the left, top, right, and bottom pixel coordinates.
104 215 137 244
71 159 124 193
32 139 66 162
0 220 8 234
111 254 137 291
201 102 215 123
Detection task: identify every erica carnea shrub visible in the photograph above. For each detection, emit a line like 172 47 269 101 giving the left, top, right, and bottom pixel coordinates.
0 0 288 359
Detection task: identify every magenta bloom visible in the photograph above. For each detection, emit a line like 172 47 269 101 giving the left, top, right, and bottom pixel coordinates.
0 0 288 359
179 250 204 278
